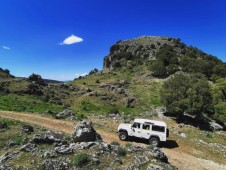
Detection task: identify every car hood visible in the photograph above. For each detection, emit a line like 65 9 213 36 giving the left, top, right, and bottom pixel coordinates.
118 123 132 130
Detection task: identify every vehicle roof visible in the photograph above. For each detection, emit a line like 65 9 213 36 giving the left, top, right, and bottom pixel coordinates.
134 119 167 127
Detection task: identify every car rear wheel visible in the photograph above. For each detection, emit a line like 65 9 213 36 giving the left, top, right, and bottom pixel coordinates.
119 132 128 141
149 137 159 146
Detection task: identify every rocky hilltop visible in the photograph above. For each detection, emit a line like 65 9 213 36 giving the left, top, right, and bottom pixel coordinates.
103 36 225 81
103 36 181 72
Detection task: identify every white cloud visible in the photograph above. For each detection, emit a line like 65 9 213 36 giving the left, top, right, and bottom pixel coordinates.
75 73 88 77
60 34 83 45
2 46 11 50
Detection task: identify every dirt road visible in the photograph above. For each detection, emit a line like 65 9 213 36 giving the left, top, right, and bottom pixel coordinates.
0 111 225 170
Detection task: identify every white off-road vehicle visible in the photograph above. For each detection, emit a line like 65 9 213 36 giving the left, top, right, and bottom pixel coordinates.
117 119 169 146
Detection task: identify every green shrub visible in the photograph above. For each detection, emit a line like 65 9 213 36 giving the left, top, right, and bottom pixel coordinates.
116 147 126 156
150 61 167 78
125 143 132 148
111 141 120 146
146 144 155 150
73 153 90 167
14 136 23 144
0 118 20 126
77 113 86 121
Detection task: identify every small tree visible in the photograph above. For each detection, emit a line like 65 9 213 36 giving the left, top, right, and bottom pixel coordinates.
161 73 213 119
150 61 167 78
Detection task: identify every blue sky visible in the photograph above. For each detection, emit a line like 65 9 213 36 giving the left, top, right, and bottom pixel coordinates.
0 0 226 80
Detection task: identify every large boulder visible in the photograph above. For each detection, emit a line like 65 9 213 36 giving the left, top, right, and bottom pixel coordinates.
72 121 102 143
209 121 223 131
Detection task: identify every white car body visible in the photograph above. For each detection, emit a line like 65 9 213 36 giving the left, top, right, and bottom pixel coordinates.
118 119 168 142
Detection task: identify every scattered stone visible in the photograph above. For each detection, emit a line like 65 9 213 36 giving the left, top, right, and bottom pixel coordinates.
21 125 34 134
180 133 187 138
20 143 37 152
126 98 136 108
56 109 76 119
99 142 111 152
43 150 58 158
0 165 13 170
42 159 69 170
54 145 73 154
72 121 102 143
147 163 174 170
0 152 19 163
146 147 168 163
8 140 19 147
114 157 123 165
128 146 144 152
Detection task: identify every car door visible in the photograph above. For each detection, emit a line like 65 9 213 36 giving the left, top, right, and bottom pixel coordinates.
141 124 151 139
131 122 142 138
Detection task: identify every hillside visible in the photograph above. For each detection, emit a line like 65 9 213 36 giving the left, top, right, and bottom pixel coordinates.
1 36 226 126
0 36 226 169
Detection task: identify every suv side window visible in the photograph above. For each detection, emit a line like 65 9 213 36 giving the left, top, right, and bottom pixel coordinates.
132 122 141 129
142 124 150 130
152 125 165 132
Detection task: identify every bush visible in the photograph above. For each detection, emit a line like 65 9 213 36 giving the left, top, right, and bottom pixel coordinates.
150 61 167 78
77 113 86 121
116 147 126 156
161 73 213 118
73 153 90 167
14 136 23 144
111 141 120 146
125 143 132 148
0 118 20 126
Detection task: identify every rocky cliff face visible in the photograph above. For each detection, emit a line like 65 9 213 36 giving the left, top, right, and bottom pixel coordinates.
103 36 178 72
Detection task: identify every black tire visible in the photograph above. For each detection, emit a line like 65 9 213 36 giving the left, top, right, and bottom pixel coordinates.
119 132 128 141
149 137 159 146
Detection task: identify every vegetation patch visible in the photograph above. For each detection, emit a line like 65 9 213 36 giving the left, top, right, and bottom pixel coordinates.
73 153 90 167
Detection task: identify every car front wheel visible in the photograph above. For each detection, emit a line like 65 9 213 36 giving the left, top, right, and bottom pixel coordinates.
149 137 159 146
119 132 128 141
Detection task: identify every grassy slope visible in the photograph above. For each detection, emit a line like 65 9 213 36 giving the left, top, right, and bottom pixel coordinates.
0 94 64 113
67 66 163 115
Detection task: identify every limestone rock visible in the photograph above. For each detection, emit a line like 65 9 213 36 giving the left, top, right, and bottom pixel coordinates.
72 121 102 142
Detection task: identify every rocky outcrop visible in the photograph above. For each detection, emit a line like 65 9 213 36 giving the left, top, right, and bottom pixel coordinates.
103 36 175 72
0 152 19 163
72 121 102 142
20 143 37 152
32 130 64 144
